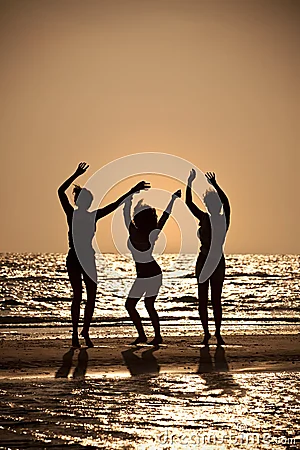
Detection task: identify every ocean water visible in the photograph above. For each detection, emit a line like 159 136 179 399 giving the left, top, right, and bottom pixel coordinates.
1 253 299 449
0 253 299 336
0 369 299 449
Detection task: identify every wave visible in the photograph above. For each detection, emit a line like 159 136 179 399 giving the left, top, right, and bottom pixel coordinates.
0 272 295 284
257 306 300 312
227 272 285 278
0 276 66 282
172 295 198 303
180 272 287 279
1 299 22 306
1 295 298 307
0 315 299 326
31 297 72 302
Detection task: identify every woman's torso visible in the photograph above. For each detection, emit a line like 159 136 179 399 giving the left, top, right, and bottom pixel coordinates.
67 210 96 255
197 212 227 257
128 224 161 278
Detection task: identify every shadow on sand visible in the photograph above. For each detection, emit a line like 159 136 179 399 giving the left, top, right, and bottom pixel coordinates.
197 345 244 396
121 347 160 377
197 345 229 373
55 348 89 379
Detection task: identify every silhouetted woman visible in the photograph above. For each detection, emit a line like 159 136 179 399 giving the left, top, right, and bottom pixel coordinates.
123 190 181 346
186 170 230 345
58 162 148 348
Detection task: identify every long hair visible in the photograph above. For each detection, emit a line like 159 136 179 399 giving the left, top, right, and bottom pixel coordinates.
203 189 222 215
133 199 158 232
73 184 94 209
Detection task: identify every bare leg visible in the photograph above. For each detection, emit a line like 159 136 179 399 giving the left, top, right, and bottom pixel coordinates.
211 257 225 345
145 296 162 345
81 273 97 347
125 297 147 344
211 283 223 339
198 280 211 344
67 258 82 348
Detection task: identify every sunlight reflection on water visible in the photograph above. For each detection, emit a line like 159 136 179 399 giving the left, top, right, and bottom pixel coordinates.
0 368 299 449
1 254 299 448
1 254 299 332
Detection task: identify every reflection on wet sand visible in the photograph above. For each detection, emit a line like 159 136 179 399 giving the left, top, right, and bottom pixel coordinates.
55 348 74 378
197 345 244 396
1 343 298 449
73 348 88 378
121 347 160 377
55 348 89 379
214 345 229 372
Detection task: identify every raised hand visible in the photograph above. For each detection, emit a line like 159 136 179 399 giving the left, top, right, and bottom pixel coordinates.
205 172 217 186
131 181 151 194
187 169 196 186
173 189 182 198
75 162 89 176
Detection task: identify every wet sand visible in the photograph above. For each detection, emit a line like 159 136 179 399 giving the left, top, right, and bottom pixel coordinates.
1 331 299 379
1 331 299 449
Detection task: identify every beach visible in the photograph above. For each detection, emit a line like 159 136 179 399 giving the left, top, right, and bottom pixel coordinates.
1 253 299 448
1 329 299 449
1 330 300 379
1 0 300 445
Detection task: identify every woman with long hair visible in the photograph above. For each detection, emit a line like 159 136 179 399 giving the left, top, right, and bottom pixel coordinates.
186 170 230 345
123 190 181 346
58 162 148 348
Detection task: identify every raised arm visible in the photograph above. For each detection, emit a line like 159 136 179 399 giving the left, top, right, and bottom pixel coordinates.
123 194 133 230
185 169 205 221
157 190 181 230
58 162 89 217
96 181 150 221
206 172 230 228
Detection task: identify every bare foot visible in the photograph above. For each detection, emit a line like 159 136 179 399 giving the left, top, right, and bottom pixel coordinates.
215 333 225 345
72 333 81 349
201 333 211 345
80 331 94 348
148 335 163 346
130 335 147 345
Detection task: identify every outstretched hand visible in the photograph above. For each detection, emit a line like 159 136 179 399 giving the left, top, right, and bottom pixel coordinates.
187 169 196 185
173 189 182 198
131 181 151 194
75 162 89 176
205 172 217 186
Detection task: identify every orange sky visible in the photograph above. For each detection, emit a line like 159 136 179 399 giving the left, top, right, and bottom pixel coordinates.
0 0 299 254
